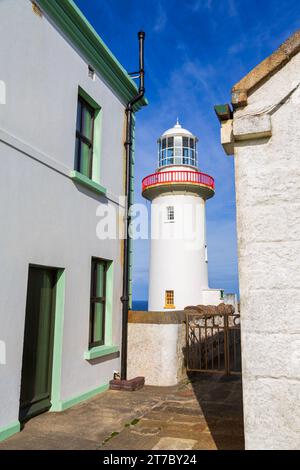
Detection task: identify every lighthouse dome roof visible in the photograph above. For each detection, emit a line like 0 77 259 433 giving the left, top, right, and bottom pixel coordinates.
162 119 194 138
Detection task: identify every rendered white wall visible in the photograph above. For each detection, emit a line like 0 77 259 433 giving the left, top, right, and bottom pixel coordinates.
127 323 186 386
0 0 126 430
232 51 300 449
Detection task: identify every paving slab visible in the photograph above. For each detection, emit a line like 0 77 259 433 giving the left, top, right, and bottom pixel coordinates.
0 374 244 450
153 437 197 450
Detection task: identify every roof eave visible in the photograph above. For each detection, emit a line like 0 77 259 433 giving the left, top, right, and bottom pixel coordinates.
36 0 147 111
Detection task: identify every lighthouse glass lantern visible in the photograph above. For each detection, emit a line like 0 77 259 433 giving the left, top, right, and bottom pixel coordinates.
142 120 223 311
158 121 198 168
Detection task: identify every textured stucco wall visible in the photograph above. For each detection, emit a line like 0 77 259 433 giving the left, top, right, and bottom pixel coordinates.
232 51 300 449
0 0 126 430
127 313 186 386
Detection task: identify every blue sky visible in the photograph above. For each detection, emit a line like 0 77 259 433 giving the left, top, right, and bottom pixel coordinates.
75 0 300 301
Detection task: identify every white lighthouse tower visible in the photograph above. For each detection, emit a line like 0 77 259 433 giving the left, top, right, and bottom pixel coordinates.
142 120 223 311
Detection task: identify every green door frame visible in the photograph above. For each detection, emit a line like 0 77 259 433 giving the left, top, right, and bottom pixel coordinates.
19 266 60 421
50 269 66 411
19 266 66 416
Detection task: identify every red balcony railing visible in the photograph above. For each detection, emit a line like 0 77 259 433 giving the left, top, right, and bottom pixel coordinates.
142 170 215 192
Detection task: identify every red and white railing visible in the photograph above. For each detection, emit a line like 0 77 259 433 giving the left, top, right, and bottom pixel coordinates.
142 170 215 192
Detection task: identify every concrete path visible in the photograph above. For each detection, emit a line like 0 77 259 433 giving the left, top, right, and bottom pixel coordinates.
0 374 244 450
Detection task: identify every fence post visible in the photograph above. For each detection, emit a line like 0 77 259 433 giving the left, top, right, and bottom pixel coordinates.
224 313 230 375
186 313 189 371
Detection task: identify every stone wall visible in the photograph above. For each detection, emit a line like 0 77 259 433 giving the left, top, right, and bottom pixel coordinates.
127 311 187 386
230 52 300 449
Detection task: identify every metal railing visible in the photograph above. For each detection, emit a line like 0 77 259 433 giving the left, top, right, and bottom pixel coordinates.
142 170 215 192
186 311 241 375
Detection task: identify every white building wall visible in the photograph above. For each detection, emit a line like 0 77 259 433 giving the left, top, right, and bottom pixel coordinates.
202 289 223 306
158 165 197 173
127 323 186 386
0 0 126 431
232 51 300 449
0 0 125 200
148 193 208 310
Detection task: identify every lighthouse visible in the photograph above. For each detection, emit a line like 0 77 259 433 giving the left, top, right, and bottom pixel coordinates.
142 120 224 311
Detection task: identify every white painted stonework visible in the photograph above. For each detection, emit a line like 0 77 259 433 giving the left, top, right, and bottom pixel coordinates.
149 193 209 310
227 51 300 449
144 123 224 311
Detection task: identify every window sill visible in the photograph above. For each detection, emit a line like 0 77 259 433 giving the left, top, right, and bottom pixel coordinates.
84 345 119 360
70 171 106 196
164 305 176 309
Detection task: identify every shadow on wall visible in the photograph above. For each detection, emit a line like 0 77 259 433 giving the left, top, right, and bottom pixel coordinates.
188 372 245 450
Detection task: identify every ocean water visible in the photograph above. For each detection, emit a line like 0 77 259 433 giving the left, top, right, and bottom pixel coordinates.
132 300 148 311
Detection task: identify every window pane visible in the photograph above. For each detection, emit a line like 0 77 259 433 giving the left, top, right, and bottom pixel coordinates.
75 137 80 168
82 106 93 140
162 138 167 149
167 206 174 220
95 262 105 298
76 101 82 132
167 137 174 147
80 142 92 177
165 290 174 306
167 148 174 158
190 138 195 149
92 302 105 344
182 137 189 147
90 258 108 348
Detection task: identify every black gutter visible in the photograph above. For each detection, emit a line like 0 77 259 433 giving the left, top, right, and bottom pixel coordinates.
121 32 146 381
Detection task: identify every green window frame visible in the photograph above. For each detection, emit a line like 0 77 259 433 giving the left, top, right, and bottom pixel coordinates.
72 88 103 190
89 258 108 349
84 259 117 360
75 96 95 179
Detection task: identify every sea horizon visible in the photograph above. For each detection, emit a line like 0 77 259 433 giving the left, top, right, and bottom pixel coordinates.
132 300 148 311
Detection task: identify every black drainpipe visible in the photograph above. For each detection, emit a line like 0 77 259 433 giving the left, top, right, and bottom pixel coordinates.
121 31 145 381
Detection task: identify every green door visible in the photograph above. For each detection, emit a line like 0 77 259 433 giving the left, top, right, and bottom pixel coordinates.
19 266 57 422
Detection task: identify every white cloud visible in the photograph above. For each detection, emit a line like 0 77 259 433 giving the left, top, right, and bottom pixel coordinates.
228 0 238 17
228 41 246 55
153 3 167 33
191 0 213 12
132 56 238 297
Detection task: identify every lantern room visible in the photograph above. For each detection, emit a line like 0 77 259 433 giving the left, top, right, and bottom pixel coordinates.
157 119 198 168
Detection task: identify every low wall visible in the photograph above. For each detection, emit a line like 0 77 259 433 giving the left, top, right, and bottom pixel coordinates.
127 311 186 386
202 289 223 305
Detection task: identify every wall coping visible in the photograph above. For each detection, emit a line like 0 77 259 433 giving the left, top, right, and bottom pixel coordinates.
129 310 186 324
231 28 300 108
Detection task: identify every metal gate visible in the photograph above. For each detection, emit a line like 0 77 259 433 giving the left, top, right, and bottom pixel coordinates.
186 311 241 375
